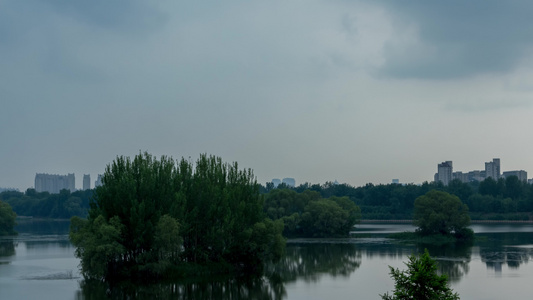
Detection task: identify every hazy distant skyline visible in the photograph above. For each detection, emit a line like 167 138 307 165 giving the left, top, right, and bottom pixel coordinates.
2 1 533 191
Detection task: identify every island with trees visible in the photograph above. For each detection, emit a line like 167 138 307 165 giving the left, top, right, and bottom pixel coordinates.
69 153 286 281
389 190 474 243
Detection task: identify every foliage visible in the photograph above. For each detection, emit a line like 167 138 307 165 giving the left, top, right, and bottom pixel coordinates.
0 200 17 236
70 152 285 281
413 190 472 239
1 189 91 219
263 189 361 237
261 175 533 221
70 215 125 279
381 249 460 300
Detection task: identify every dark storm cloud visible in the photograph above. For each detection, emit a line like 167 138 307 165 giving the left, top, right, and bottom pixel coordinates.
0 0 165 52
371 0 533 79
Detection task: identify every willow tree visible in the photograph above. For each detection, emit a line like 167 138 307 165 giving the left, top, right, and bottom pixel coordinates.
70 152 285 281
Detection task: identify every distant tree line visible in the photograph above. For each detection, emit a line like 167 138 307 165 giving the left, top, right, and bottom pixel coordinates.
264 189 361 237
0 188 92 219
3 174 532 222
261 176 533 221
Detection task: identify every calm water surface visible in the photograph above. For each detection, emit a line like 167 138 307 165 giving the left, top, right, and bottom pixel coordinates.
1 221 533 299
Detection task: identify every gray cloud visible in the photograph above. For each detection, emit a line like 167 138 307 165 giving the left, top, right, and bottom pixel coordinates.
371 0 533 79
40 0 166 33
2 0 533 190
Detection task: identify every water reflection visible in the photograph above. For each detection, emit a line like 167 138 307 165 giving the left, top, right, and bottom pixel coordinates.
15 219 71 235
421 242 472 282
75 240 482 299
478 232 533 272
268 241 361 282
0 241 15 258
360 242 415 260
355 240 473 283
6 221 533 299
78 276 285 300
480 246 533 271
78 242 362 299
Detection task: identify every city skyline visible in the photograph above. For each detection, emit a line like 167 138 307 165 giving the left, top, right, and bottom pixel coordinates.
435 157 529 185
3 154 532 192
3 1 533 192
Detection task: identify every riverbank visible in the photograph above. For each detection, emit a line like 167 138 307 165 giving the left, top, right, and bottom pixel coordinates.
361 219 533 224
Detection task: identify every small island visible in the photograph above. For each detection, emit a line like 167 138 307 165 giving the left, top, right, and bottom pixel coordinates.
69 152 286 282
389 190 474 244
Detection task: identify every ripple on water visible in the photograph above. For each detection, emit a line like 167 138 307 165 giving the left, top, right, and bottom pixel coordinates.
21 270 79 280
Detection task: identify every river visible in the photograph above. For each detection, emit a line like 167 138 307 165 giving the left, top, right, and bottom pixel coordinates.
1 220 533 299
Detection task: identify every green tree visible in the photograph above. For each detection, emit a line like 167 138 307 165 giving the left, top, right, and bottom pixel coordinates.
264 189 360 237
0 200 17 236
446 179 473 201
478 177 499 197
300 199 350 237
504 175 523 200
70 215 125 280
413 190 472 239
381 249 460 300
300 197 361 237
70 152 285 281
154 214 182 262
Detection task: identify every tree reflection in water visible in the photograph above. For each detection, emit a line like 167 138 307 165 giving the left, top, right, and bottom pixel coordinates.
78 276 286 300
78 236 533 299
0 240 16 259
78 241 362 300
477 232 533 272
266 240 361 283
418 242 472 283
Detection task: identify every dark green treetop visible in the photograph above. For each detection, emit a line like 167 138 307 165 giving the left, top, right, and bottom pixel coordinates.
413 190 472 239
381 249 460 300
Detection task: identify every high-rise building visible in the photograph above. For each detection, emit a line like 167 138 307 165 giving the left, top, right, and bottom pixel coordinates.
467 170 485 182
436 161 453 186
94 174 103 188
502 170 527 182
35 173 75 193
282 178 296 187
271 178 281 188
452 171 468 183
485 158 501 180
83 174 91 190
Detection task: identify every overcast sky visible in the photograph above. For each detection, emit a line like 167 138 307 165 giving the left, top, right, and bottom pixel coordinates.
2 0 533 191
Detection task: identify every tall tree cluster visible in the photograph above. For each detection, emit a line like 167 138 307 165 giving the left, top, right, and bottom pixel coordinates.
70 153 285 281
0 200 17 236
